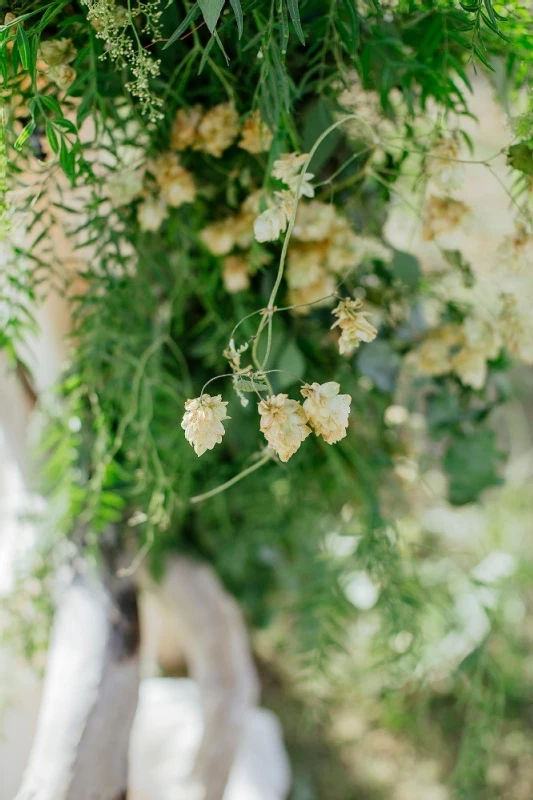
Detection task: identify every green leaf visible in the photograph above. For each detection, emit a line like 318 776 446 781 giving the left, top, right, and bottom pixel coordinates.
198 0 225 33
507 142 533 176
16 25 31 70
286 0 305 45
357 340 400 393
228 0 243 38
54 118 78 134
275 340 305 389
444 430 503 505
163 3 201 49
391 250 420 289
14 121 35 151
45 122 59 154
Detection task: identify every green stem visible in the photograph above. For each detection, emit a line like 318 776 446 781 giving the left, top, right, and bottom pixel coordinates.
190 450 273 504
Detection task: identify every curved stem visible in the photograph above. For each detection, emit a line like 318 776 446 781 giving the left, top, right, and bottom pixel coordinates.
189 451 273 504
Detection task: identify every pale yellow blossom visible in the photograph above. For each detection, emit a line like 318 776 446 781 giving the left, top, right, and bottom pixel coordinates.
40 38 77 67
222 255 250 293
181 394 230 456
331 298 378 355
201 220 236 255
301 382 351 444
258 394 311 462
497 225 533 274
427 134 464 190
239 110 273 154
288 271 336 314
47 64 76 91
422 195 469 241
153 153 195 208
272 152 314 197
171 105 203 151
292 201 337 242
194 103 240 157
253 195 291 243
287 242 327 288
412 324 462 377
137 196 168 232
107 168 144 207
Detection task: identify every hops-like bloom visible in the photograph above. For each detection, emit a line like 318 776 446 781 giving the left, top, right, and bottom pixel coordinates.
201 220 236 255
222 255 250 293
272 152 314 197
239 110 273 154
254 205 289 243
107 168 144 207
258 394 311 462
194 103 240 157
422 195 469 241
171 105 203 151
427 135 464 190
40 37 77 67
288 271 336 315
301 382 351 444
47 64 77 91
153 153 195 208
137 196 168 232
331 298 378 356
181 394 230 457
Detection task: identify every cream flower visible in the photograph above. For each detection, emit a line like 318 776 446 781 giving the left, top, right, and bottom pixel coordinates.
40 38 77 67
171 106 203 151
222 255 250 293
239 110 273 154
292 201 337 242
254 204 289 243
272 152 314 197
181 394 230 457
499 292 533 364
301 382 351 444
47 64 76 91
201 220 236 255
194 103 240 157
412 324 462 377
137 196 168 232
107 168 144 207
258 394 311 462
427 135 464 190
422 195 469 241
331 298 378 355
286 242 326 288
288 271 336 314
153 153 195 208
497 225 533 274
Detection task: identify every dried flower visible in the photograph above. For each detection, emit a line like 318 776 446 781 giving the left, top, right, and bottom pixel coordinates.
331 298 378 355
497 225 533 274
181 394 230 456
288 271 336 314
258 394 311 462
422 195 469 241
222 255 250 293
194 103 240 157
273 152 314 198
137 196 167 232
47 64 77 91
427 134 464 190
40 38 77 67
239 110 273 154
153 153 195 208
171 105 203 151
107 168 144 207
301 382 351 444
287 242 327 289
292 201 337 242
412 324 462 377
254 204 288 243
201 220 236 255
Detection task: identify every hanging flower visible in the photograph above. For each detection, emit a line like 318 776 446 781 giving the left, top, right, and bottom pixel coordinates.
427 134 465 190
171 105 203 151
258 394 311 462
201 220 236 255
40 38 77 67
288 271 336 314
153 153 195 208
222 255 250 293
137 196 168 232
292 201 338 242
194 103 240 157
239 110 273 154
422 195 469 241
47 64 77 91
253 196 291 243
301 382 351 444
331 298 378 356
107 168 144 207
181 394 230 457
273 152 314 197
